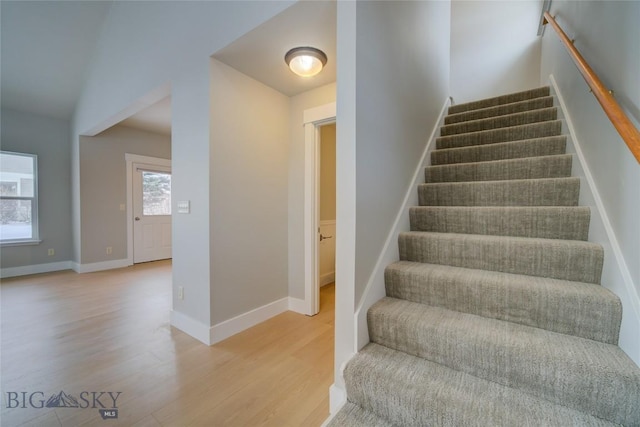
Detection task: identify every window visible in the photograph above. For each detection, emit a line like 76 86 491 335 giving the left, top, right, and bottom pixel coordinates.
0 151 38 244
142 171 171 216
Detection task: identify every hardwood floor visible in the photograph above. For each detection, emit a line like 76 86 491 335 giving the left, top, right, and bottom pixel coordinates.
1 261 335 426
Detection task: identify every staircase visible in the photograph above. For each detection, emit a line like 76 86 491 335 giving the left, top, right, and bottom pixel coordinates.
328 87 640 426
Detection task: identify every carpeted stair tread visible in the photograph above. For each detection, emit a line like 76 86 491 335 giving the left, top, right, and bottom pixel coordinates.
441 107 558 136
431 135 567 165
367 298 640 425
409 206 590 240
398 231 603 284
334 86 637 427
418 177 580 207
343 342 620 427
385 261 620 344
436 121 562 150
445 96 555 125
448 86 550 115
326 402 394 427
425 154 572 183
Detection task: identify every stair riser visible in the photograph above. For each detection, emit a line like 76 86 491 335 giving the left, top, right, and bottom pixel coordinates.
344 343 619 427
431 136 567 165
445 97 555 125
418 178 580 207
409 206 590 240
436 121 563 150
449 87 551 114
441 108 558 136
385 262 621 343
425 155 572 183
398 232 603 284
368 300 639 425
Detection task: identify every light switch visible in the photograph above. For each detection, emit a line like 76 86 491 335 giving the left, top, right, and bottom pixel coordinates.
177 201 190 214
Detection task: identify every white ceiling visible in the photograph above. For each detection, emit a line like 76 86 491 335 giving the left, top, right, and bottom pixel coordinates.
1 0 336 133
119 96 172 136
213 0 337 97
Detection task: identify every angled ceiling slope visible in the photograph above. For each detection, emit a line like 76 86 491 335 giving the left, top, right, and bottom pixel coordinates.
0 1 112 120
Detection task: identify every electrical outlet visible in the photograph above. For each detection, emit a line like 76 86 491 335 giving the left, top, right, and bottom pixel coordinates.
178 286 184 300
48 248 55 256
106 246 112 255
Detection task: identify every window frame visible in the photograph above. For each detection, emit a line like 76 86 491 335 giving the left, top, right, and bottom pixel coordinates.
0 151 40 246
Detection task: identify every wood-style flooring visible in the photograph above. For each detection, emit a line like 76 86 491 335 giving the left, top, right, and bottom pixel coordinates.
1 261 334 426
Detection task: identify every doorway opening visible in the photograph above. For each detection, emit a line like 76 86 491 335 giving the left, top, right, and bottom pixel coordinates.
303 102 336 315
318 122 336 288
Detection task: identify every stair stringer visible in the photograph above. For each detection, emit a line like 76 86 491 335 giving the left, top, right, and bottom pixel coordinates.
549 74 640 365
329 98 450 416
353 98 449 354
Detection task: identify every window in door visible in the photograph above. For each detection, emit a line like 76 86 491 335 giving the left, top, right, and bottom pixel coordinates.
142 171 171 216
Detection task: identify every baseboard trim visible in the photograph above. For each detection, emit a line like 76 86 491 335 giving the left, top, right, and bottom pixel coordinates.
288 296 308 315
320 272 335 287
321 383 347 426
320 413 336 427
173 297 302 346
329 383 347 415
170 310 212 345
1 261 73 279
549 75 640 364
354 96 450 351
210 297 289 344
72 259 130 274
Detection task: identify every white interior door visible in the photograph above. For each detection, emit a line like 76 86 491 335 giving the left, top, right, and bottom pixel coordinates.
133 164 172 263
318 221 336 286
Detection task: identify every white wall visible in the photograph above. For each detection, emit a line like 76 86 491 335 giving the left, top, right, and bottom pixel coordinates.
288 83 337 300
353 1 451 307
541 0 640 364
171 61 213 330
450 0 542 103
209 59 290 324
70 2 294 336
333 0 451 400
0 109 72 269
79 125 171 264
334 2 358 401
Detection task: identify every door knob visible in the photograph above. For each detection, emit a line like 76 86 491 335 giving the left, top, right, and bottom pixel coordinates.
320 234 333 241
135 217 140 221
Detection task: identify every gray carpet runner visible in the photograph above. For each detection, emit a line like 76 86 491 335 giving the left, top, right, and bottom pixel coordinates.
329 87 640 426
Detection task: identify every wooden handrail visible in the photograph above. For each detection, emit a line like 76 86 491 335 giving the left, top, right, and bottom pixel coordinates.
543 12 640 163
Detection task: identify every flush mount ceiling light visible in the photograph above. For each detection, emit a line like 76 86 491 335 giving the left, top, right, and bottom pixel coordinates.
284 47 327 78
